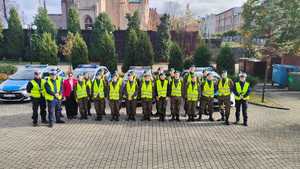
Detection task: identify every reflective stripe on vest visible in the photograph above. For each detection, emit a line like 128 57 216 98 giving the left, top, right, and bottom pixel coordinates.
202 81 214 98
109 79 121 100
30 80 42 98
126 80 137 99
187 82 199 101
218 78 231 96
93 79 105 99
235 82 250 100
171 80 182 97
77 81 88 99
156 80 168 97
141 80 152 99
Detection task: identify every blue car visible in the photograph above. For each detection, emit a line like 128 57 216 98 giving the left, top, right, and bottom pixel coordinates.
0 65 65 102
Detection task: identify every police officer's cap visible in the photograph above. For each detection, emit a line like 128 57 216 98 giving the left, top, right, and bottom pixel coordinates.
190 65 196 68
174 70 181 74
239 72 247 77
128 71 135 76
222 70 227 74
112 72 118 78
34 70 41 75
144 72 151 77
49 69 57 75
159 73 166 77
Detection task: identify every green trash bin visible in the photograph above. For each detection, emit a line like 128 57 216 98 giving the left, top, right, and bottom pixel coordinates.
288 72 300 91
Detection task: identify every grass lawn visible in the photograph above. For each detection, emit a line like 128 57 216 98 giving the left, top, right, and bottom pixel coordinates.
248 92 284 108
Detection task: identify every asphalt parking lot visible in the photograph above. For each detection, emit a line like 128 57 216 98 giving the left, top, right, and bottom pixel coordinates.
0 92 299 169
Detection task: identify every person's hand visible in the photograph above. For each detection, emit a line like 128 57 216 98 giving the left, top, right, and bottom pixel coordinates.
63 97 66 101
166 97 169 101
156 96 159 101
128 96 132 101
55 93 59 98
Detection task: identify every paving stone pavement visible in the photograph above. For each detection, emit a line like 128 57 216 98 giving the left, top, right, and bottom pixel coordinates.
0 93 299 169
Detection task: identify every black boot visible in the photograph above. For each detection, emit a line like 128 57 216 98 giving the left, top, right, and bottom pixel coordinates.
225 121 230 125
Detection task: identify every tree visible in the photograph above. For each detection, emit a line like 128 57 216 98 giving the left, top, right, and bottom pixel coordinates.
216 45 235 75
193 45 211 67
122 29 138 72
61 32 75 62
242 0 300 56
90 13 115 62
136 31 154 66
38 33 58 65
100 32 117 72
155 14 171 62
71 33 89 68
34 7 57 37
169 42 183 70
67 7 81 34
5 8 24 59
126 11 140 31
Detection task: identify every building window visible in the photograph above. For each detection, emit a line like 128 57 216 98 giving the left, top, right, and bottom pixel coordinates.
84 15 93 30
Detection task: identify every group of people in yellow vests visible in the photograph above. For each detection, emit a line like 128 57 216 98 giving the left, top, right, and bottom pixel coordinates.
27 65 252 128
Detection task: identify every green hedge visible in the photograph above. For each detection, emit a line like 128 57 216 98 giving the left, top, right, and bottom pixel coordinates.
0 64 17 75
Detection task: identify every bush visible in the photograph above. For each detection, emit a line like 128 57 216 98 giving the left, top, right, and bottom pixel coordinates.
169 42 183 71
0 64 17 74
38 33 58 65
216 45 235 75
0 64 17 81
193 45 211 67
71 33 89 68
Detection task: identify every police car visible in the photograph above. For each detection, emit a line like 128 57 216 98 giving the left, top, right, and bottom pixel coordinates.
73 64 111 81
0 65 65 102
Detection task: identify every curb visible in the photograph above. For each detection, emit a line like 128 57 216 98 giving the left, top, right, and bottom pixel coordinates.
249 102 290 110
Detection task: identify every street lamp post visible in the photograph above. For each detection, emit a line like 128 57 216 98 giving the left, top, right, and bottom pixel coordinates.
27 24 37 64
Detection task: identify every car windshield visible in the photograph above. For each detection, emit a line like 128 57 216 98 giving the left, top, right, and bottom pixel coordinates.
73 69 96 78
9 69 35 80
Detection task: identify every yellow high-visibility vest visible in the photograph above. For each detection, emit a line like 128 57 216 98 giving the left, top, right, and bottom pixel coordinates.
202 80 214 98
109 79 121 100
235 82 250 100
29 80 44 98
44 79 62 101
156 80 168 97
93 79 105 99
126 80 137 99
141 80 153 99
76 81 88 99
187 82 199 101
171 79 182 97
218 78 231 96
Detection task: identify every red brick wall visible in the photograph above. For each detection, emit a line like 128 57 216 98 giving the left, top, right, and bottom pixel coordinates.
282 56 300 66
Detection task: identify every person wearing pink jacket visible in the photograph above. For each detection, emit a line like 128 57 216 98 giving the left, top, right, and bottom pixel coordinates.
63 72 78 119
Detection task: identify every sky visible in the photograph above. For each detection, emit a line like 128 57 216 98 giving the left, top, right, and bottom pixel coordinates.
10 0 247 24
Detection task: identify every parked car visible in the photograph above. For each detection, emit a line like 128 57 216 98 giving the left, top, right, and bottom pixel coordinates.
41 66 66 80
73 64 111 81
182 67 235 111
0 65 65 102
